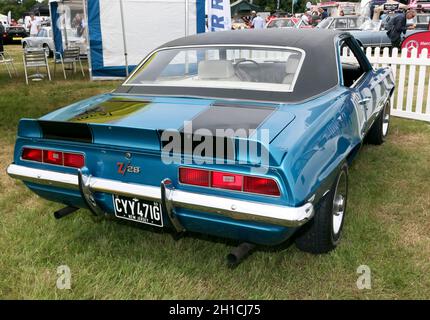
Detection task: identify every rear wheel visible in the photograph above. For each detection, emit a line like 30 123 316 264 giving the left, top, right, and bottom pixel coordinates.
366 100 390 145
43 44 52 58
295 163 348 254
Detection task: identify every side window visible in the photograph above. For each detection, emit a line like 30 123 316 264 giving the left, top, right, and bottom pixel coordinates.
339 39 370 87
335 18 348 29
349 18 357 29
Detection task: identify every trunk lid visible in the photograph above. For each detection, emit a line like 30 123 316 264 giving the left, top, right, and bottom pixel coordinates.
16 95 296 186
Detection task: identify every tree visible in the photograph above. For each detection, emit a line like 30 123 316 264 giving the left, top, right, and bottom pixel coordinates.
0 0 41 20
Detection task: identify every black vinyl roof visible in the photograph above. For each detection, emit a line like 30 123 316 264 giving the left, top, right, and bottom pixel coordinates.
161 28 343 51
119 29 349 103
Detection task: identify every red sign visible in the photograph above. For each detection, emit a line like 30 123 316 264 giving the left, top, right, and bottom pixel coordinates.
402 31 430 58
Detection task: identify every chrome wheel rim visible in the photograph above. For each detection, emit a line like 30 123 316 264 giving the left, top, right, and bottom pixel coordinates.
382 102 390 137
332 171 347 236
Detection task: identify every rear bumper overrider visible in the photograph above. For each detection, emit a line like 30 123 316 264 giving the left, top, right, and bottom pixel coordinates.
7 164 314 229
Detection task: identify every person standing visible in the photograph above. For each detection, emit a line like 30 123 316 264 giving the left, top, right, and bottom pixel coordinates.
319 7 329 20
301 11 311 24
28 14 40 37
251 11 265 29
0 22 4 53
386 10 417 48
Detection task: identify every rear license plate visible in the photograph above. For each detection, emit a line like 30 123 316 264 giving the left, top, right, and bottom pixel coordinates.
113 195 163 227
12 37 22 40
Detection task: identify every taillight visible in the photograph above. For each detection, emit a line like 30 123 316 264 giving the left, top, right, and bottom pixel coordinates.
63 153 85 168
179 167 210 187
21 148 84 168
43 150 63 165
21 148 42 162
211 171 242 191
179 167 280 197
244 176 280 196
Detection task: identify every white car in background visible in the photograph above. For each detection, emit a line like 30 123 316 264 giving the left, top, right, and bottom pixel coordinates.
21 26 87 57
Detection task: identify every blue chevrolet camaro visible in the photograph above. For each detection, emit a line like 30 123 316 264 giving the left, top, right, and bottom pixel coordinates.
7 29 395 258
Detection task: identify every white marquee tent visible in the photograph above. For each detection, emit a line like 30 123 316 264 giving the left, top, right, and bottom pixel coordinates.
50 0 206 80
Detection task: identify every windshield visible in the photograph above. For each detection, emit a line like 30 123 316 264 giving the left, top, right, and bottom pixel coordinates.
125 46 305 93
37 29 47 37
416 15 430 23
267 19 296 28
317 18 333 28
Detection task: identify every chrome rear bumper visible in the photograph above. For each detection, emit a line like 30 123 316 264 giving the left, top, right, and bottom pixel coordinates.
7 164 314 228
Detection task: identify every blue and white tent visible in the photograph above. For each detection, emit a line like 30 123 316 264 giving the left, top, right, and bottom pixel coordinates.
50 1 236 80
50 0 206 80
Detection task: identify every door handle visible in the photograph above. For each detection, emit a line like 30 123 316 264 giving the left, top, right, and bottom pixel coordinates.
358 98 371 106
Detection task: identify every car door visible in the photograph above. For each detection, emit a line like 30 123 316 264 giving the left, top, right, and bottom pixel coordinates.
339 36 379 137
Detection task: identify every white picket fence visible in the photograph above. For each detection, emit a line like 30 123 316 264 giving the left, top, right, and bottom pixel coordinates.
343 47 430 122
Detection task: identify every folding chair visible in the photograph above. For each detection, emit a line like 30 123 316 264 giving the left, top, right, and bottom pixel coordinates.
0 51 18 78
22 49 52 85
54 47 85 79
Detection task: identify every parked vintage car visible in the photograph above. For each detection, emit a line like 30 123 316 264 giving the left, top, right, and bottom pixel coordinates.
7 29 394 258
266 17 311 29
349 19 422 49
21 26 87 57
317 15 367 30
2 25 28 44
413 13 430 30
232 17 249 30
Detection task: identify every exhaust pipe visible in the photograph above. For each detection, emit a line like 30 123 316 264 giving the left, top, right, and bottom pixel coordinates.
227 242 256 267
54 206 79 219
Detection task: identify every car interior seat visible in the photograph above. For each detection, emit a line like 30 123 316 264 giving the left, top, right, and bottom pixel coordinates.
282 54 301 85
198 60 240 81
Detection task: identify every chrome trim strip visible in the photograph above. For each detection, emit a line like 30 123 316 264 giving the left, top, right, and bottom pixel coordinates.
7 164 314 227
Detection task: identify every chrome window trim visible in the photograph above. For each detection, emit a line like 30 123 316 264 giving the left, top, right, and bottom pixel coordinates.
123 44 306 93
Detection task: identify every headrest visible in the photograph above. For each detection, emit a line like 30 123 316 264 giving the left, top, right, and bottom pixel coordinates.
198 60 236 80
285 54 301 74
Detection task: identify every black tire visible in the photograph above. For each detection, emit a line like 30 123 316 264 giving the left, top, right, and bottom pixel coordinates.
366 100 390 145
295 163 348 254
43 44 52 58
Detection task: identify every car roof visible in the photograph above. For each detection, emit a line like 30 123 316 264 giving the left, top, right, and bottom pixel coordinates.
161 28 343 51
121 29 349 103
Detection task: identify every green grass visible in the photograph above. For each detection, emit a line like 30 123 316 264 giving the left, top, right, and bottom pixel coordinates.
1 45 430 299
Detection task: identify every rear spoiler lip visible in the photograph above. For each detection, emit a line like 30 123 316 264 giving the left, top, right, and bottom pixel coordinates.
38 120 93 143
17 119 284 166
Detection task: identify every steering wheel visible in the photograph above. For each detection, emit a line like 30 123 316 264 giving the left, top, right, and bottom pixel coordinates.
234 59 261 82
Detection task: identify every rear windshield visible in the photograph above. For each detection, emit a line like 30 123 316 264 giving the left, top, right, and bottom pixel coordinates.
125 46 305 93
8 27 25 32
